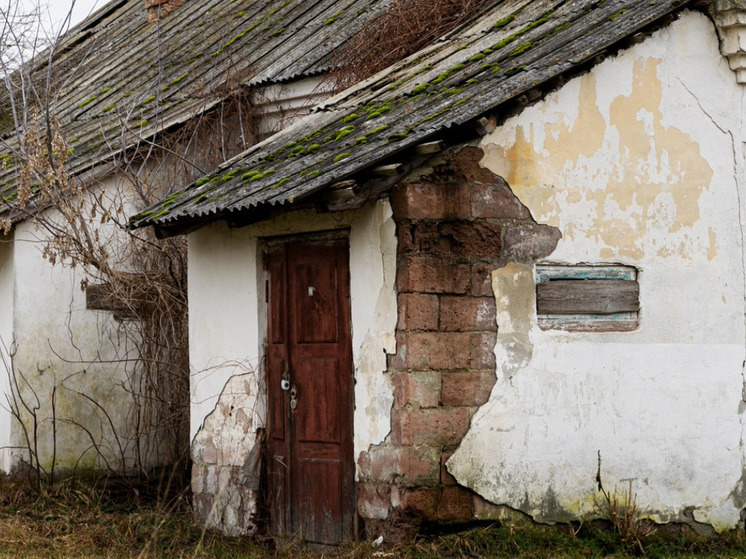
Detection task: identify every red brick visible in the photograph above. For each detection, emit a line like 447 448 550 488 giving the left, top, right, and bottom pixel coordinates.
441 371 495 406
393 331 471 370
357 482 392 520
437 221 502 259
471 181 530 219
399 487 440 520
396 255 470 294
440 451 457 486
438 486 474 522
439 296 496 332
471 262 495 297
397 293 439 330
391 182 470 220
392 370 441 408
359 445 440 485
470 332 497 369
391 407 472 446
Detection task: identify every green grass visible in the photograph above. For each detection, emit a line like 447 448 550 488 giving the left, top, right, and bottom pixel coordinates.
0 478 744 558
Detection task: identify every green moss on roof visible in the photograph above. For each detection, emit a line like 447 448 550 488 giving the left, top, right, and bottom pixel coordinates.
151 209 171 219
491 12 552 51
79 96 97 108
509 42 536 57
274 177 291 188
370 125 389 135
334 126 355 141
505 65 527 76
242 170 261 181
194 177 211 187
248 169 276 182
333 152 350 163
143 95 157 104
343 113 359 123
493 15 515 29
308 144 321 153
161 192 182 206
101 104 116 113
324 10 344 25
273 27 286 35
412 83 429 95
170 73 189 86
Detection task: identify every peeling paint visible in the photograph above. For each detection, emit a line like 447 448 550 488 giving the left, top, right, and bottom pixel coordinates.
192 372 262 536
484 56 714 262
450 12 746 531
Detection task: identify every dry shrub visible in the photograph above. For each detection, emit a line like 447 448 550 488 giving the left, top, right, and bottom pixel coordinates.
1 69 259 486
333 0 493 86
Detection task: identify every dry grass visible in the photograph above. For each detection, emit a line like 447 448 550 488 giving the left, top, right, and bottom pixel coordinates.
0 478 744 559
333 0 492 86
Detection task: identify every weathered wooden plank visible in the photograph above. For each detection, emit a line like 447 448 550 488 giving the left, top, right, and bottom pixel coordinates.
536 279 639 315
538 316 639 332
415 140 446 154
372 163 403 176
536 264 636 282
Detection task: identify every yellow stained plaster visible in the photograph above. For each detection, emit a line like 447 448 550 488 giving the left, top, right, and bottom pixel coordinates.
484 57 713 261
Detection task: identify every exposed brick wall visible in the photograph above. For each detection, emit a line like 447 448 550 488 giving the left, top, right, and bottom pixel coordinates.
357 145 560 541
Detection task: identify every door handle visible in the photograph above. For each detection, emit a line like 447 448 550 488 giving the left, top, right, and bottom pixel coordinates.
290 387 298 411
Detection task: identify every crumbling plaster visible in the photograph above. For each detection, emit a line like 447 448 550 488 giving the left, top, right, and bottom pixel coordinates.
449 11 746 530
187 200 397 532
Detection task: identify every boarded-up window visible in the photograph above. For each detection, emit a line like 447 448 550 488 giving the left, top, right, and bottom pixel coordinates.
535 265 639 332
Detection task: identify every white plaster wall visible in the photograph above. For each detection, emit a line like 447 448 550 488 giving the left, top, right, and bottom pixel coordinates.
188 223 262 439
0 235 14 473
2 174 165 474
251 76 339 139
188 200 397 474
450 11 746 530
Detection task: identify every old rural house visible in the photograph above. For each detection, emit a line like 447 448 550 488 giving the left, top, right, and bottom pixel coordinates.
0 0 379 478
131 0 746 545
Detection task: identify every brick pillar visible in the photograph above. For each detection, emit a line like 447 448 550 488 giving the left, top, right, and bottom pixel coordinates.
357 146 543 541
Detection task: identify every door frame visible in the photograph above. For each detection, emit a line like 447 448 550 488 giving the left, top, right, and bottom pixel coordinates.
262 229 356 543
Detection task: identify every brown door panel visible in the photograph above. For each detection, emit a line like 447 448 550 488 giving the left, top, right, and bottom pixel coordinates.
266 237 354 544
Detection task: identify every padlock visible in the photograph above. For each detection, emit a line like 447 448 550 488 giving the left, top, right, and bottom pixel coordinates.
281 370 290 391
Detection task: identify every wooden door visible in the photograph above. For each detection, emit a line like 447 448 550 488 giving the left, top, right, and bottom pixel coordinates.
266 238 354 545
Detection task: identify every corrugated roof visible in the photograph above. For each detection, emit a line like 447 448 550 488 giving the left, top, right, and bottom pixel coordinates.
0 0 386 219
131 0 695 236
